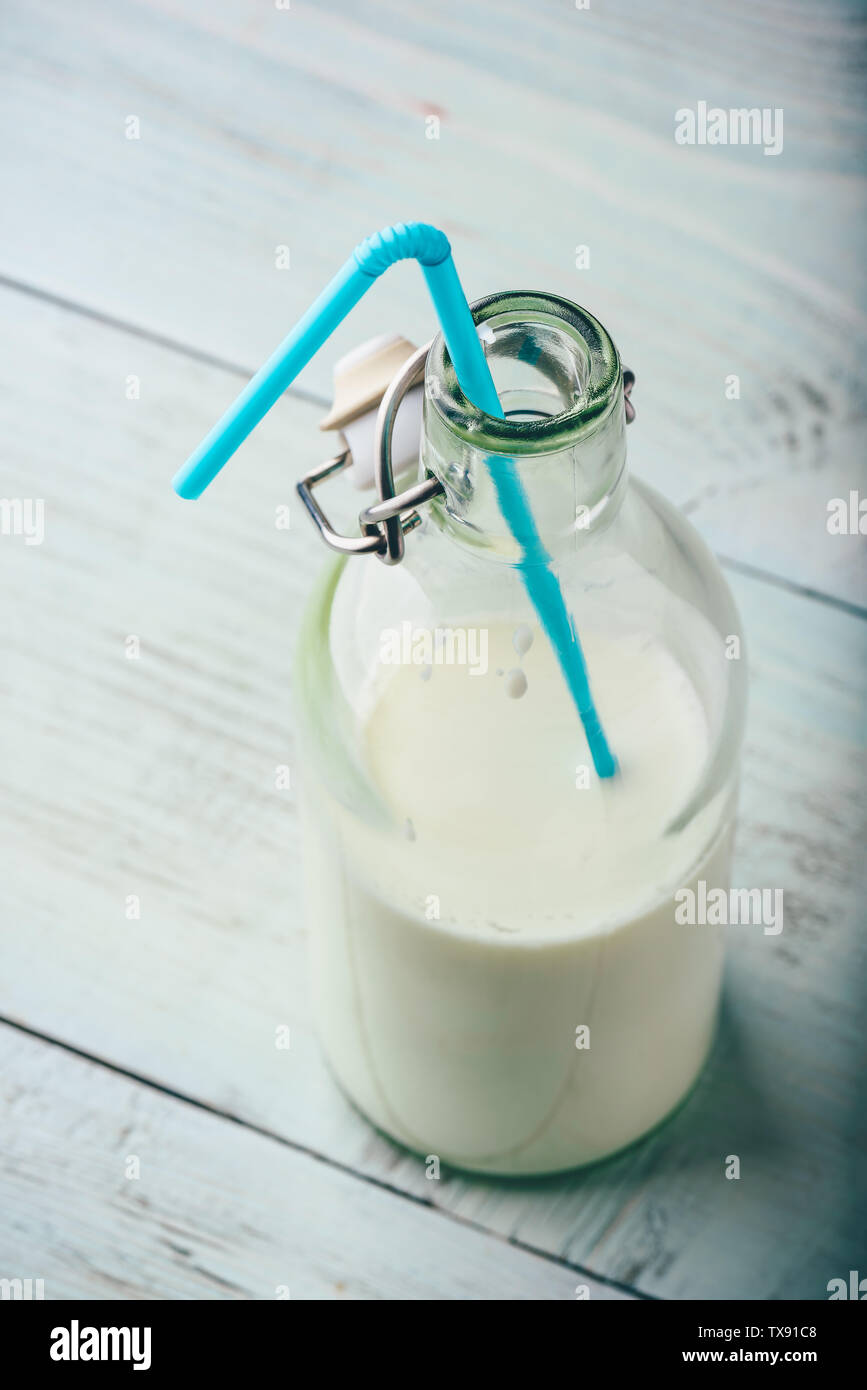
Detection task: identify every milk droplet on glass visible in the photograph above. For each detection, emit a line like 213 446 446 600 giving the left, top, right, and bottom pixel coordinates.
505 668 528 699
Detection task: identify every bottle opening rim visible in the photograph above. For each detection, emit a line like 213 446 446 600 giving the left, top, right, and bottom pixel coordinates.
426 290 623 455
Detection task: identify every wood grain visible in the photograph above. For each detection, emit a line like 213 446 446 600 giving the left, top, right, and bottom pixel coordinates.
0 0 864 601
1 283 864 1299
0 1025 630 1300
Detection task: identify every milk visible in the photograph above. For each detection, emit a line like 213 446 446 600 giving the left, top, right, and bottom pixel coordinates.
303 619 732 1174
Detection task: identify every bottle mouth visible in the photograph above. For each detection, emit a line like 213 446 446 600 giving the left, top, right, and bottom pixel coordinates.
426 291 623 455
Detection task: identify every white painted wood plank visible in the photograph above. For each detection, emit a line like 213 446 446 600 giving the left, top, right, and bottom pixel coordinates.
0 1026 626 1300
0 0 864 600
1 286 864 1299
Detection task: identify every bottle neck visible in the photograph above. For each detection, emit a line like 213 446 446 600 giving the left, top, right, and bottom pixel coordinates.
421 291 627 562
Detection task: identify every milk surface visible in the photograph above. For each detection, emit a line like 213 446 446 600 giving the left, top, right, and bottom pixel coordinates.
304 620 731 1172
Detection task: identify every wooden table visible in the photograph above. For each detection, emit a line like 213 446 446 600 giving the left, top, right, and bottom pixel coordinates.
0 0 864 1301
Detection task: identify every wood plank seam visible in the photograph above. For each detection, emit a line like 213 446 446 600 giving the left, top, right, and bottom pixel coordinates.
0 272 329 407
714 554 867 623
0 271 861 622
0 1011 655 1301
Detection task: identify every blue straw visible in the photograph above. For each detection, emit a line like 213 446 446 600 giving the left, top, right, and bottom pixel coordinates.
173 223 615 777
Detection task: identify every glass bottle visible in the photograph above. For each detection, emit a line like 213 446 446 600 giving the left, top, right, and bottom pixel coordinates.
295 291 747 1175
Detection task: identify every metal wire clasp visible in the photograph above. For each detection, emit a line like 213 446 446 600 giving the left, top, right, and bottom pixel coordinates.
297 342 443 566
298 346 636 566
